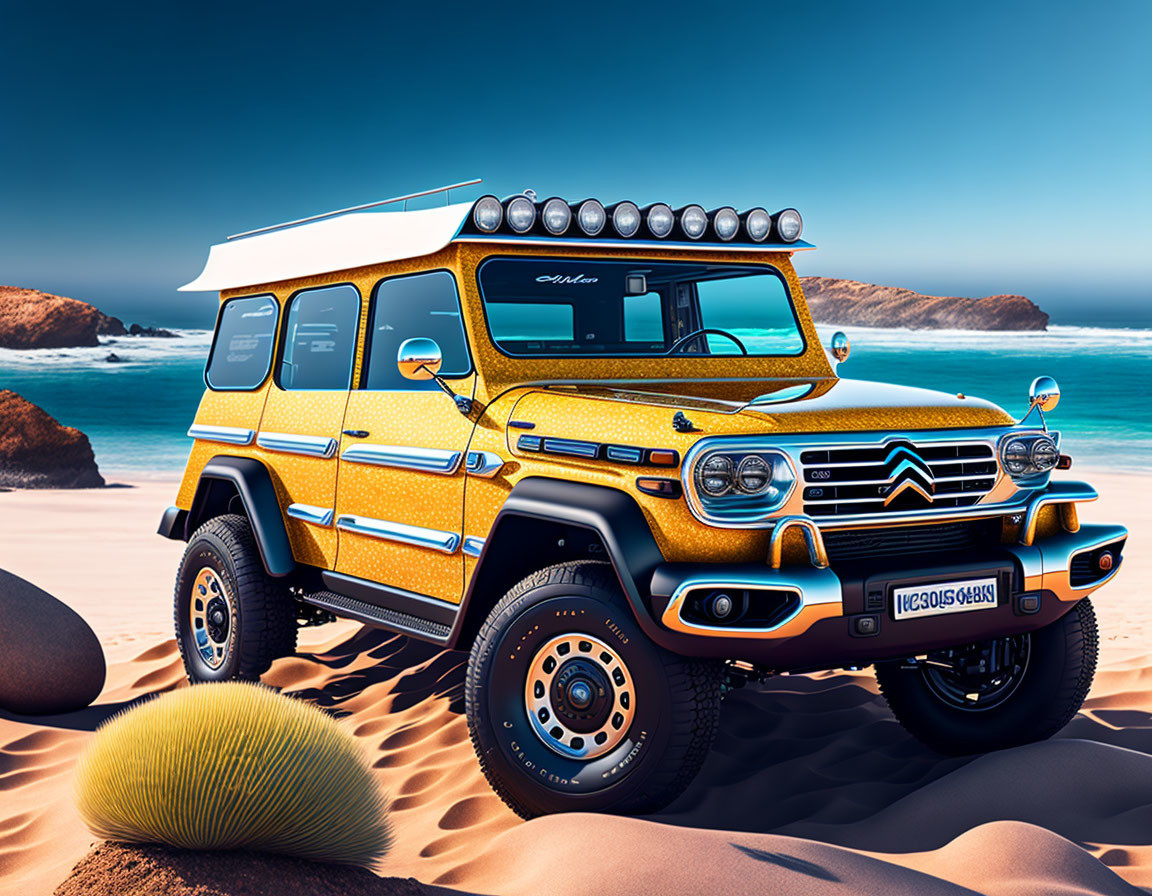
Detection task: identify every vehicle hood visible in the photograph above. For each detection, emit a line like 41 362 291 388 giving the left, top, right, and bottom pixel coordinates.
504 378 1015 451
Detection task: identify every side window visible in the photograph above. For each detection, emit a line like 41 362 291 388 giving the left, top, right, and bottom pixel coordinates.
279 284 361 390
363 271 471 390
623 291 664 343
206 295 278 390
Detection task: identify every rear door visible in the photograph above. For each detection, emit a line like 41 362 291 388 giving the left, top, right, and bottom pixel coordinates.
334 270 476 603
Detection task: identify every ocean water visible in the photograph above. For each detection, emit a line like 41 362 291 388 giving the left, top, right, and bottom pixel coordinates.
0 325 1149 476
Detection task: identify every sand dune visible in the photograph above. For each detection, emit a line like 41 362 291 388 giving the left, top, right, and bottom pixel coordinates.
0 472 1149 895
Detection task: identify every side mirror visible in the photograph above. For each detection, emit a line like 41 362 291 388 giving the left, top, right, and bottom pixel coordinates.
830 331 851 363
397 337 442 381
1029 376 1060 413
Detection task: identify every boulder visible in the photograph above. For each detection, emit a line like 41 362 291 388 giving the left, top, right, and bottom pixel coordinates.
0 568 105 715
0 390 105 488
800 277 1049 330
128 323 178 338
97 312 128 336
0 286 103 348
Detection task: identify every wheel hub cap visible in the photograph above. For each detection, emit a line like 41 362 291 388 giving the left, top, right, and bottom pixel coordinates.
525 634 636 759
190 567 233 670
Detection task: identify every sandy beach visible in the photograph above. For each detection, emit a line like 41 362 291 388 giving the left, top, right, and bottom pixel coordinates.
1 470 1149 895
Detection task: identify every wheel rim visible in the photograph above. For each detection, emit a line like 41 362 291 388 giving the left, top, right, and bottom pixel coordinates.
920 633 1031 712
525 634 636 759
190 567 233 670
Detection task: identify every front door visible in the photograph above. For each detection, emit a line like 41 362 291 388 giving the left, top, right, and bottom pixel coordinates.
334 270 476 603
258 283 361 570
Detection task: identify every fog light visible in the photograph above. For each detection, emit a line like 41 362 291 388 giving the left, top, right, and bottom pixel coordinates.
541 197 571 235
1098 551 1114 572
775 208 803 242
678 204 708 239
610 201 641 237
576 199 606 235
645 203 675 238
505 195 536 233
712 207 740 241
744 208 771 242
472 195 503 233
709 592 734 619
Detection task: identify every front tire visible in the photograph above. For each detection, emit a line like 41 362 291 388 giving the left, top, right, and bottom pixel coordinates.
876 598 1098 755
174 514 297 683
466 561 723 818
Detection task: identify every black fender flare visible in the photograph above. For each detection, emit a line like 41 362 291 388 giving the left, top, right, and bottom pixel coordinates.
185 456 296 577
450 477 666 646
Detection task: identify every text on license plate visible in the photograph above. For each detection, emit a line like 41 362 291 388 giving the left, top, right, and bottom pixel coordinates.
892 577 998 621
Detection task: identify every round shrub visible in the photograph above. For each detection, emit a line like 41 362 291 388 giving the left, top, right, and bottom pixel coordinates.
73 682 391 867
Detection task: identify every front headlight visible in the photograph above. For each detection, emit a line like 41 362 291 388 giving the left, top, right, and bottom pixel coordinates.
689 446 796 524
999 432 1059 480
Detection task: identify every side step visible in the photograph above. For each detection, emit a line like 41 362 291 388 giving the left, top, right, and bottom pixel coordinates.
301 590 453 643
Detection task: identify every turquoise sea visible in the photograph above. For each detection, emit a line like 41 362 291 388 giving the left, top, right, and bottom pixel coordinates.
0 323 1149 476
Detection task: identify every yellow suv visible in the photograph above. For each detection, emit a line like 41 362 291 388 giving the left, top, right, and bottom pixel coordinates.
162 184 1127 817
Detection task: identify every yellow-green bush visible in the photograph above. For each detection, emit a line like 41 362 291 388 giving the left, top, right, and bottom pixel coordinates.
73 682 392 867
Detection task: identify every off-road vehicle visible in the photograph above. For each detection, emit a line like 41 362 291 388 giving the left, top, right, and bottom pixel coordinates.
162 181 1127 817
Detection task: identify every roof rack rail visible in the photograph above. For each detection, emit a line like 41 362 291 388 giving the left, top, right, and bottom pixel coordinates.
227 178 483 241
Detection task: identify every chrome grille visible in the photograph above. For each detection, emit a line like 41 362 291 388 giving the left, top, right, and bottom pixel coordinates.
800 439 998 518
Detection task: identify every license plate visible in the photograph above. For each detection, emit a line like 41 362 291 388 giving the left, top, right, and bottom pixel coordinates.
892 577 998 621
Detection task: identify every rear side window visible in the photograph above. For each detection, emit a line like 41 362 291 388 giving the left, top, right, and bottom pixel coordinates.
206 295 278 390
279 284 361 390
363 271 471 390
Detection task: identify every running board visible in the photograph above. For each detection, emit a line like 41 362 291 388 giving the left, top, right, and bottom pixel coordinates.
301 591 453 643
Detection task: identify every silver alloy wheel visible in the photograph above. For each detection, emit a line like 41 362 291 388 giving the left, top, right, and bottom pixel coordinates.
190 567 233 670
525 633 636 759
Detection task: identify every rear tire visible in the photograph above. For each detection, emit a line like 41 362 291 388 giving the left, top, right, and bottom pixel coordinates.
466 560 723 818
174 514 297 683
876 598 1098 755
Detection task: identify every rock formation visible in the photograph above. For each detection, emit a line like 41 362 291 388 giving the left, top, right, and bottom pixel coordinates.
0 568 106 715
0 285 179 348
800 277 1049 330
0 390 105 488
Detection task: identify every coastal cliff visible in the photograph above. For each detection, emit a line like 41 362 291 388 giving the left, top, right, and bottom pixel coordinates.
0 286 175 349
800 277 1049 330
0 390 104 488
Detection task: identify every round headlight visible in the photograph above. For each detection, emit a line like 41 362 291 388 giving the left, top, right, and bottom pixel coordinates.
645 203 674 238
736 455 772 494
472 196 503 233
541 197 571 235
505 195 536 233
744 208 771 242
611 201 641 238
1030 436 1059 471
713 207 740 241
698 454 734 496
775 208 803 242
576 199 606 235
1002 439 1030 475
678 205 708 239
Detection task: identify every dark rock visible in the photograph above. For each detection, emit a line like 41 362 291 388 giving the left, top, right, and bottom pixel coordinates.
800 277 1050 330
0 390 105 488
128 323 178 338
0 568 105 715
97 312 128 336
105 352 122 363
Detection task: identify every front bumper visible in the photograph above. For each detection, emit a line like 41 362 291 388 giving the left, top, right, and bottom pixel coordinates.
648 481 1127 670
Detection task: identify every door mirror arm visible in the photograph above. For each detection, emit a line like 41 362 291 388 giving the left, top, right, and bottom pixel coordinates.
419 365 473 415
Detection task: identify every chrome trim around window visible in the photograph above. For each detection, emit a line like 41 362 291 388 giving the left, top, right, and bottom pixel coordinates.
465 450 505 478
335 515 460 554
256 431 338 458
287 503 334 527
187 424 255 446
341 443 463 475
462 535 486 558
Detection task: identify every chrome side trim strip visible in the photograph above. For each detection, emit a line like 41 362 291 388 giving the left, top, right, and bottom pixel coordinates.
336 515 460 554
256 431 338 458
341 443 462 475
462 536 486 558
187 424 255 446
287 503 334 527
465 451 505 478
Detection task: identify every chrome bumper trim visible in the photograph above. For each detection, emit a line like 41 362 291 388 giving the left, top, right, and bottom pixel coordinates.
465 450 505 478
768 516 829 569
1020 480 1098 545
256 431 338 458
462 535 486 558
341 443 463 475
335 515 460 554
187 424 255 446
287 503 334 527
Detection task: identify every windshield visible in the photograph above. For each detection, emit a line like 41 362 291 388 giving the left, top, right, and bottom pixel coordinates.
477 257 805 358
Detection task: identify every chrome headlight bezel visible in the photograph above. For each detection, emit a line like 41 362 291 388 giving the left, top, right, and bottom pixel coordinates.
998 430 1060 483
684 439 797 526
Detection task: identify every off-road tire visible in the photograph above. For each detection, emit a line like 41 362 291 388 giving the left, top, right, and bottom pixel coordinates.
466 560 724 818
876 598 1098 755
174 514 296 683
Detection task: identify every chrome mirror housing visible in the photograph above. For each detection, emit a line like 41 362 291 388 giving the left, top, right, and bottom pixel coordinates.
830 331 850 363
397 337 443 381
1029 376 1060 413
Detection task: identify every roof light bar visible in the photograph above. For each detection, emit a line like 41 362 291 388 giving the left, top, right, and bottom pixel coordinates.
473 195 503 233
743 208 771 242
644 203 675 238
774 208 803 242
574 199 606 235
677 205 708 239
711 207 740 241
504 195 536 233
609 201 642 238
541 197 571 235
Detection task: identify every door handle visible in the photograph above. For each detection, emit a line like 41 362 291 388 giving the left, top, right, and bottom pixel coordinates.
342 430 370 438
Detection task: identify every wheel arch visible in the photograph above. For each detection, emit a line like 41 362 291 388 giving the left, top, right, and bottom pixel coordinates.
183 456 296 577
450 477 666 649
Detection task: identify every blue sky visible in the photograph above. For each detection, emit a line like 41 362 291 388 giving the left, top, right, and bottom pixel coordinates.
1 0 1149 328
